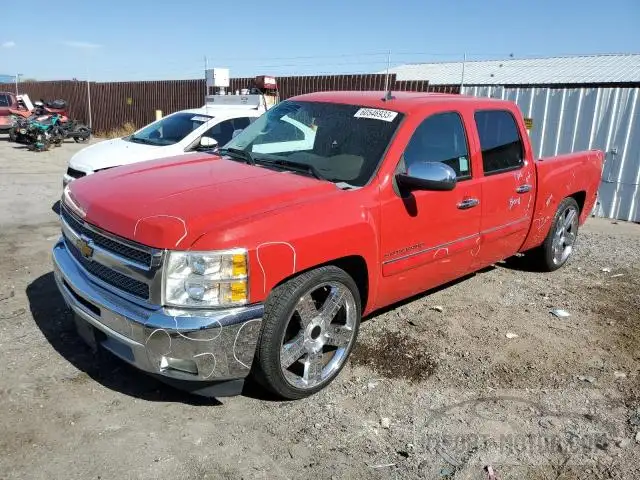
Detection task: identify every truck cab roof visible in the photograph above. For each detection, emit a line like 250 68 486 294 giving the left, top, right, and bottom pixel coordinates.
292 90 512 114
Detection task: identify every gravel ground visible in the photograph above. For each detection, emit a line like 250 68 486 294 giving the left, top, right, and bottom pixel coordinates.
0 135 639 480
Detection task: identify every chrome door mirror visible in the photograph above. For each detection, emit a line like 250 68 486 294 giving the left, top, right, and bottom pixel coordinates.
396 161 457 191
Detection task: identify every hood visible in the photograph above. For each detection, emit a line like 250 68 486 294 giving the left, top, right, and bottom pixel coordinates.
69 138 179 172
66 154 339 249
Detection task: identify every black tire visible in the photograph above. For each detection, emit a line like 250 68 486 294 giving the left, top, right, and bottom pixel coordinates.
8 129 17 142
252 265 361 400
526 197 580 272
74 127 90 143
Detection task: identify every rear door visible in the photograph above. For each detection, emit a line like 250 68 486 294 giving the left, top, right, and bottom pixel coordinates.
473 109 535 266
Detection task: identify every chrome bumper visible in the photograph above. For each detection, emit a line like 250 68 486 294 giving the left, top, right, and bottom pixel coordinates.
52 239 263 383
62 174 73 188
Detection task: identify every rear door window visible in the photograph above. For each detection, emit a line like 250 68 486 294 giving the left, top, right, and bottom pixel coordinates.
474 110 524 175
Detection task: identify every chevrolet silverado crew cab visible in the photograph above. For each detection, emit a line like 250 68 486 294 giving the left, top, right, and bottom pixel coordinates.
53 91 603 399
62 94 267 186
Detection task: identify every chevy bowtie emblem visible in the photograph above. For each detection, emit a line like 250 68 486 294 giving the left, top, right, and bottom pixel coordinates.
77 237 94 260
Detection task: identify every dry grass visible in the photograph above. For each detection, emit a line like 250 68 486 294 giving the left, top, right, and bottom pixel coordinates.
95 122 136 139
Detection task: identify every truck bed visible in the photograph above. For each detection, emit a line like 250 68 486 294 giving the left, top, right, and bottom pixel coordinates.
521 150 604 252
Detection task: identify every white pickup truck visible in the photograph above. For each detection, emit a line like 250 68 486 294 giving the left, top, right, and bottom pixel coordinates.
63 94 268 186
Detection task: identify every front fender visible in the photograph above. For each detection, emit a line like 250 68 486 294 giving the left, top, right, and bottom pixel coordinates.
190 191 380 310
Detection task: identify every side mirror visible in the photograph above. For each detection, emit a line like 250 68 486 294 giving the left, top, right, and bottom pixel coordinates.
199 136 218 149
231 129 243 139
396 162 457 192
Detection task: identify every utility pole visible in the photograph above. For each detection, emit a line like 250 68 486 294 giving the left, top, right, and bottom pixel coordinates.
460 53 467 92
15 73 21 95
85 57 92 129
204 56 208 96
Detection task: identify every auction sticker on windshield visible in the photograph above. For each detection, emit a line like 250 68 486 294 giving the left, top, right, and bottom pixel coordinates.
353 108 398 122
190 116 211 123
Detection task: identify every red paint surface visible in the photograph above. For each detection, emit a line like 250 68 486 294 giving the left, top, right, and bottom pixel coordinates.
0 92 18 126
67 92 604 315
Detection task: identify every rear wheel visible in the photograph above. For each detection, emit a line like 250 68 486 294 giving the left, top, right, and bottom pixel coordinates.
528 197 580 271
74 127 90 143
253 266 361 399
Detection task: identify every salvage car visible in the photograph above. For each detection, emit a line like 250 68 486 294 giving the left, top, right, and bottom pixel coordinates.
62 94 267 186
52 91 604 399
0 91 20 132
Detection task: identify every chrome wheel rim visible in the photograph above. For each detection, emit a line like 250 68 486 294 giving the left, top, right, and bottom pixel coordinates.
279 281 357 390
552 205 579 265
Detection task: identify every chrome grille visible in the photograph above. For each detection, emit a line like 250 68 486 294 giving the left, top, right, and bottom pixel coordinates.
60 203 162 303
61 206 152 267
65 235 150 298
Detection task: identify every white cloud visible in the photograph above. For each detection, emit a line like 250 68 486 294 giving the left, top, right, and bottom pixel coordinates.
2 41 16 48
63 41 102 49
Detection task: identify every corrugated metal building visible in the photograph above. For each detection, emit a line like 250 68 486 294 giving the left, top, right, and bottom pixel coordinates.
384 54 640 222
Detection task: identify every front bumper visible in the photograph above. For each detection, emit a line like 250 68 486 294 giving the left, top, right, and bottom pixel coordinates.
52 239 263 387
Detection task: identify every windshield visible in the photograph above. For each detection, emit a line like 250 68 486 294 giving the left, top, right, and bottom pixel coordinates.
128 112 213 146
224 100 403 186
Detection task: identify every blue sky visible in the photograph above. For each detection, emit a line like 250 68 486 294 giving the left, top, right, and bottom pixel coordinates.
2 0 639 82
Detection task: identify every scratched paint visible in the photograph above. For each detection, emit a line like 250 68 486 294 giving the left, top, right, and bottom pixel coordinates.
172 316 223 342
433 248 449 259
470 237 481 257
192 352 217 379
545 194 554 207
256 241 297 293
133 214 188 247
142 317 262 380
509 197 521 210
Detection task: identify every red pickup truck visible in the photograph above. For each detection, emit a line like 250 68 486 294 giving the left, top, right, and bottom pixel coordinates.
53 91 603 399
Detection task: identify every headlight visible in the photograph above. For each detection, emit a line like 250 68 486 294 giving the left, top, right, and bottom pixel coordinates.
164 249 248 307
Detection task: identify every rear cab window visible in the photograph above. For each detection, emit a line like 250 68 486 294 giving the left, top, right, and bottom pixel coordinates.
0 94 11 108
474 110 524 175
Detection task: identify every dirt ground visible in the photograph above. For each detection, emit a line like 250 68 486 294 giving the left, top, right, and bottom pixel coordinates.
0 135 639 480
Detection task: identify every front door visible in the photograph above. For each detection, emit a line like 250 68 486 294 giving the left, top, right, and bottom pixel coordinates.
377 111 483 307
473 109 536 266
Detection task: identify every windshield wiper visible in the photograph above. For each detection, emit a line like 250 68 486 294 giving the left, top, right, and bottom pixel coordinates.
255 157 325 180
217 147 255 165
128 136 154 145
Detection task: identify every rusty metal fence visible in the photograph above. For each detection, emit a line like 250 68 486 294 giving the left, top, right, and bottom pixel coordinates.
0 74 458 133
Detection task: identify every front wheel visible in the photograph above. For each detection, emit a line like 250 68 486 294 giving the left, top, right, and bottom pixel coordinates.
528 197 580 271
253 266 361 399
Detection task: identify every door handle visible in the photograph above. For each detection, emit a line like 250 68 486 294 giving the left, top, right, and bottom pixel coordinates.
457 198 480 210
516 184 532 194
